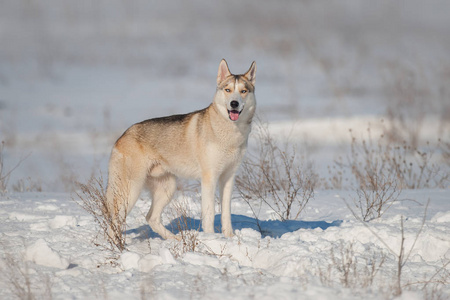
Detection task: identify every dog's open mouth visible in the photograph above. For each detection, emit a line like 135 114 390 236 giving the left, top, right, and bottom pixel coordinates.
228 109 241 121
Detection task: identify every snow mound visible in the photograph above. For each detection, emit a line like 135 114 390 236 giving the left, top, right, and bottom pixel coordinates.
30 221 50 231
120 252 141 270
431 211 450 223
25 239 70 269
160 247 176 264
48 215 77 229
183 252 221 269
138 254 163 272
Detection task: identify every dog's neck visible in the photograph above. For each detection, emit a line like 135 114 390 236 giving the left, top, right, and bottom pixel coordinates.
208 102 254 145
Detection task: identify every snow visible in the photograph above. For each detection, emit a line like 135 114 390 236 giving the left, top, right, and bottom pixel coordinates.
25 239 70 270
0 191 449 299
1 0 449 299
432 211 450 223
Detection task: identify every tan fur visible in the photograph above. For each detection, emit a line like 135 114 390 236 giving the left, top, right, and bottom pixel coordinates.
106 59 256 240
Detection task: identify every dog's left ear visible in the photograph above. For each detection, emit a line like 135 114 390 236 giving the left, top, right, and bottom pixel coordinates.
217 59 231 85
244 61 256 86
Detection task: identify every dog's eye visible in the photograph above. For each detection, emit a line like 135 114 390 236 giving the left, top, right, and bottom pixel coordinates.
225 89 231 93
241 90 247 94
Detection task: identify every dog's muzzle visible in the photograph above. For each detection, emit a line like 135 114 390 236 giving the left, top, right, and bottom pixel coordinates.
228 101 242 121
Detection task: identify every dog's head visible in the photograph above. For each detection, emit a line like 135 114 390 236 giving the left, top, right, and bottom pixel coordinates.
214 59 256 123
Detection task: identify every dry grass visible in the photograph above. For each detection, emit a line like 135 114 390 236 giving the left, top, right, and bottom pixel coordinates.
329 124 449 221
344 198 431 297
420 260 450 300
0 141 30 194
166 196 235 259
318 241 386 290
382 61 430 149
236 123 316 222
73 174 127 253
347 128 402 221
325 135 449 194
167 197 201 258
318 199 450 299
0 242 53 300
12 177 42 193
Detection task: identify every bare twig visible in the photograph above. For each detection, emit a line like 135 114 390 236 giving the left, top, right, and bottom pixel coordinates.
343 197 430 297
0 141 31 194
73 174 127 253
236 123 315 221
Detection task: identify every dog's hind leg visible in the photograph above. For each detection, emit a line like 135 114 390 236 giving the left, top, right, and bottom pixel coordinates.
146 174 177 239
106 147 147 245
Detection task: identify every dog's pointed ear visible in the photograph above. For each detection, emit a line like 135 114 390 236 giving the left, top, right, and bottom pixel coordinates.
244 61 256 86
217 59 231 85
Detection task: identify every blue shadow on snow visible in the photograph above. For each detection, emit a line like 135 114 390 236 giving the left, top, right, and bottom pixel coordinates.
125 214 342 240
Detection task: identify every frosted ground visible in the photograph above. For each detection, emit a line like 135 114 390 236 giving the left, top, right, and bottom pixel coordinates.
0 1 449 299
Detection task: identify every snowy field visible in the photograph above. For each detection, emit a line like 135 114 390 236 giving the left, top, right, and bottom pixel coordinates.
1 1 449 299
0 189 449 299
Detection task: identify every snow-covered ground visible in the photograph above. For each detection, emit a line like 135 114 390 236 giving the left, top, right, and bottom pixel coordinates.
0 190 449 299
1 1 449 299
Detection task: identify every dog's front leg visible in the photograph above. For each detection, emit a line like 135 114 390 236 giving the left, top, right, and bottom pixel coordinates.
201 175 216 233
219 172 236 238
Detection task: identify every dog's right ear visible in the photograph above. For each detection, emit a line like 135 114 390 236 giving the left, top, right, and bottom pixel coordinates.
217 59 231 85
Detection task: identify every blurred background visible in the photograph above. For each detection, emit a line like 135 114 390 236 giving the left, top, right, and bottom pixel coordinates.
0 0 449 191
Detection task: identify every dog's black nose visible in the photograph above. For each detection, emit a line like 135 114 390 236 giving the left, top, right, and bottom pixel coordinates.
230 101 239 109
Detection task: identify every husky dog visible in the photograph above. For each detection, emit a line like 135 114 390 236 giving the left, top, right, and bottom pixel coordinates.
106 59 256 240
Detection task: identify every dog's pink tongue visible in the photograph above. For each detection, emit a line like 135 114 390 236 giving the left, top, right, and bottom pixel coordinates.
230 110 239 121
229 110 240 121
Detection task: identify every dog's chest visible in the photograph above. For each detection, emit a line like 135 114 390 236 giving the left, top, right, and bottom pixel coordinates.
217 119 251 146
209 126 249 164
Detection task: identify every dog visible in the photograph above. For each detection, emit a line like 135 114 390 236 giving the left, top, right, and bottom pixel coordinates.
105 59 256 240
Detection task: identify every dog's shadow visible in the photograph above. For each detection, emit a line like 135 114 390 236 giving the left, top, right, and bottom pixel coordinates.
126 215 342 240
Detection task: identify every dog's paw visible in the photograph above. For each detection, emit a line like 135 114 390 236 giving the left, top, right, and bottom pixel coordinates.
222 229 235 238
